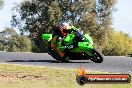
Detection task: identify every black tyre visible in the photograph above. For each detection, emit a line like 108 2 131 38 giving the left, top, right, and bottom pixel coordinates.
61 55 70 63
90 48 104 63
49 49 62 62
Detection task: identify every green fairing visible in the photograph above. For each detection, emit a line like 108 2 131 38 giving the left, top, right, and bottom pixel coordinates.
57 42 64 51
63 34 75 45
84 34 93 45
41 34 52 41
78 42 93 50
56 34 75 51
62 34 93 56
42 30 94 57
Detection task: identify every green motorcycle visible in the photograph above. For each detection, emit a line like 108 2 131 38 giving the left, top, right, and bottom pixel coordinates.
41 30 104 63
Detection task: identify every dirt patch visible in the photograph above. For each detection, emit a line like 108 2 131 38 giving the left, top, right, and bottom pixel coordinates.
0 73 46 81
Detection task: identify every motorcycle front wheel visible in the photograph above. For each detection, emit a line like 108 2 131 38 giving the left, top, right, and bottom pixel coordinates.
90 48 104 63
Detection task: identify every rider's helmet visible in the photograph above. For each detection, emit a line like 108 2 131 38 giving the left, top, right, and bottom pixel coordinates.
59 23 70 36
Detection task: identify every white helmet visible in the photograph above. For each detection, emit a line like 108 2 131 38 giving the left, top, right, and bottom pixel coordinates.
59 23 70 30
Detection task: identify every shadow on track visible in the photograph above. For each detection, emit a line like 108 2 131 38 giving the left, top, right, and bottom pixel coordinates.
6 60 92 63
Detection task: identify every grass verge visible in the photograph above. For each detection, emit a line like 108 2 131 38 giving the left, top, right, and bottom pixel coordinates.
0 63 131 88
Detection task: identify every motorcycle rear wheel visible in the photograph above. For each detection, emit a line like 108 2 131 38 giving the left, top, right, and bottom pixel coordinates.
61 55 70 63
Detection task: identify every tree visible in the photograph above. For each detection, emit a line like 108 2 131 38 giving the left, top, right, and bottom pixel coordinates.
102 29 132 56
0 0 4 9
0 28 17 51
11 0 63 52
18 35 32 52
0 28 32 52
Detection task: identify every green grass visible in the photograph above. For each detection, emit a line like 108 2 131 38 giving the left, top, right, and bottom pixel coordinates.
0 63 131 88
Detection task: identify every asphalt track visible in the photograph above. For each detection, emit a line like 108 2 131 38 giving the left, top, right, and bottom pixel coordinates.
0 52 132 73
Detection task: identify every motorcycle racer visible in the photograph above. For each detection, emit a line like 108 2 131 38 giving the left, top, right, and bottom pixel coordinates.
51 23 77 58
42 24 104 63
